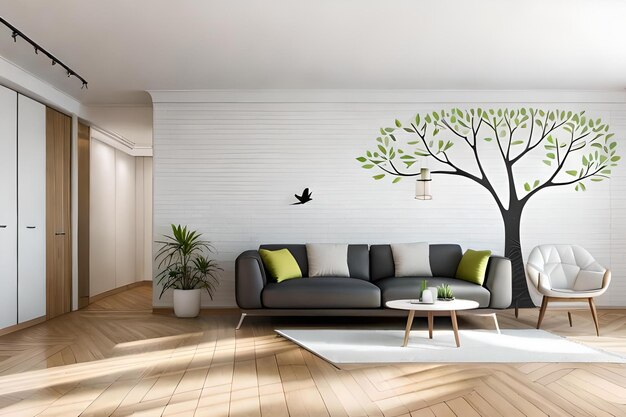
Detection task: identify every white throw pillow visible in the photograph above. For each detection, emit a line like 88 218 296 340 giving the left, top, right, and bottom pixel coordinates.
390 242 432 277
306 243 350 277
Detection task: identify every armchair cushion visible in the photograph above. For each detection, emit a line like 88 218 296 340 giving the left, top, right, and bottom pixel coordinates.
573 270 605 291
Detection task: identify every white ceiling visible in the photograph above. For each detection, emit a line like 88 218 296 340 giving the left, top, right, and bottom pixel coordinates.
0 0 625 105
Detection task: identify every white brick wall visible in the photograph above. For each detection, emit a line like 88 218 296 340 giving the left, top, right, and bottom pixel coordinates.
151 91 626 307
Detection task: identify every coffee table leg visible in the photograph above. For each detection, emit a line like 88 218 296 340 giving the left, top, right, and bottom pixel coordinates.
402 310 415 347
450 310 460 347
427 312 433 339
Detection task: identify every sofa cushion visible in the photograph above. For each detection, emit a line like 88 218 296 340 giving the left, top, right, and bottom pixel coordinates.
430 245 464 277
347 244 370 280
259 248 302 283
306 243 350 277
260 245 309 276
455 249 492 285
370 244 463 281
259 244 370 280
391 242 432 277
376 277 491 307
262 277 381 308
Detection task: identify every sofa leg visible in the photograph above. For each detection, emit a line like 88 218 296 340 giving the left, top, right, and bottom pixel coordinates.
236 313 247 330
514 298 519 319
567 311 573 327
491 313 501 334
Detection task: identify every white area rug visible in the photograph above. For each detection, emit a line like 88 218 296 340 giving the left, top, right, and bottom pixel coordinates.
275 329 626 364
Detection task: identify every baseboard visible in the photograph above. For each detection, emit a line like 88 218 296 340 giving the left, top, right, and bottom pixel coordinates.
0 316 46 336
89 280 152 304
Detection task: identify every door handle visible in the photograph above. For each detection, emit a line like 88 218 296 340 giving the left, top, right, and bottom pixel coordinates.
26 226 36 229
55 232 65 235
0 225 6 228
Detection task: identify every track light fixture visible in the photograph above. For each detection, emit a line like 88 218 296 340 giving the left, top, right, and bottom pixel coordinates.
1 16 88 89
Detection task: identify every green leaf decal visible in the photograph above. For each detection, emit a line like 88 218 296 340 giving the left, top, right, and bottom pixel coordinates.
373 174 385 180
392 177 402 184
524 183 531 192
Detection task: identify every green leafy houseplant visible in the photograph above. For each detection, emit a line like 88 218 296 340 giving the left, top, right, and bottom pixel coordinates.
155 224 222 300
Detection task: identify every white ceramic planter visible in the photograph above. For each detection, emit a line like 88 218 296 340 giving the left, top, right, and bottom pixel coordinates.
173 288 201 318
427 287 438 302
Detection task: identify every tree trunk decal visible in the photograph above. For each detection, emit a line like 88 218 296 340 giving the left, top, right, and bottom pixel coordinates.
358 108 620 307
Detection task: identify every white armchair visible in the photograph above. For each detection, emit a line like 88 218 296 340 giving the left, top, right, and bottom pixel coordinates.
525 245 611 336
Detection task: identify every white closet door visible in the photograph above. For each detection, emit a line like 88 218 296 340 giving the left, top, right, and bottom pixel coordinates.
17 94 46 323
0 86 17 329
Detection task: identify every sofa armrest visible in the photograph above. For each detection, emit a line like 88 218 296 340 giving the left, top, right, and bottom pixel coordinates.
235 250 267 309
484 255 512 309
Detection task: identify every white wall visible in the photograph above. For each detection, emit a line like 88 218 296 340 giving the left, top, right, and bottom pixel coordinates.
135 157 153 281
151 90 626 308
90 137 153 296
115 151 137 288
89 139 117 296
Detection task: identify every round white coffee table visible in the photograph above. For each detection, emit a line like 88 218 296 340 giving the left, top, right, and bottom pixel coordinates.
386 299 480 347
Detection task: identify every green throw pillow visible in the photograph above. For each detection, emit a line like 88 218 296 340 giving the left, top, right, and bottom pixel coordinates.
259 249 302 283
455 249 492 285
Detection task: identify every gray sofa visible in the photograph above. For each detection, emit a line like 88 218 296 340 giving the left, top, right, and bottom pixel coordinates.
235 244 512 328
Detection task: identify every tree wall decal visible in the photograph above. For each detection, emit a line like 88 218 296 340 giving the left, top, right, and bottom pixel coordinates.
357 108 620 307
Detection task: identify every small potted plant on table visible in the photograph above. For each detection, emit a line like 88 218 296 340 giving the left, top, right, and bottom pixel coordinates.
437 284 455 301
155 224 222 318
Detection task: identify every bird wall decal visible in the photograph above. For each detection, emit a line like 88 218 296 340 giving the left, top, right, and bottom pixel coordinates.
292 188 312 205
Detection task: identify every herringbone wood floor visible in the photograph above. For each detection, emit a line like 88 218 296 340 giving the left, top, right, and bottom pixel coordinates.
0 286 625 416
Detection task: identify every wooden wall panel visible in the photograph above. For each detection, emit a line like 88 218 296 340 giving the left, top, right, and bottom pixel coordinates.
46 107 72 319
77 122 90 309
